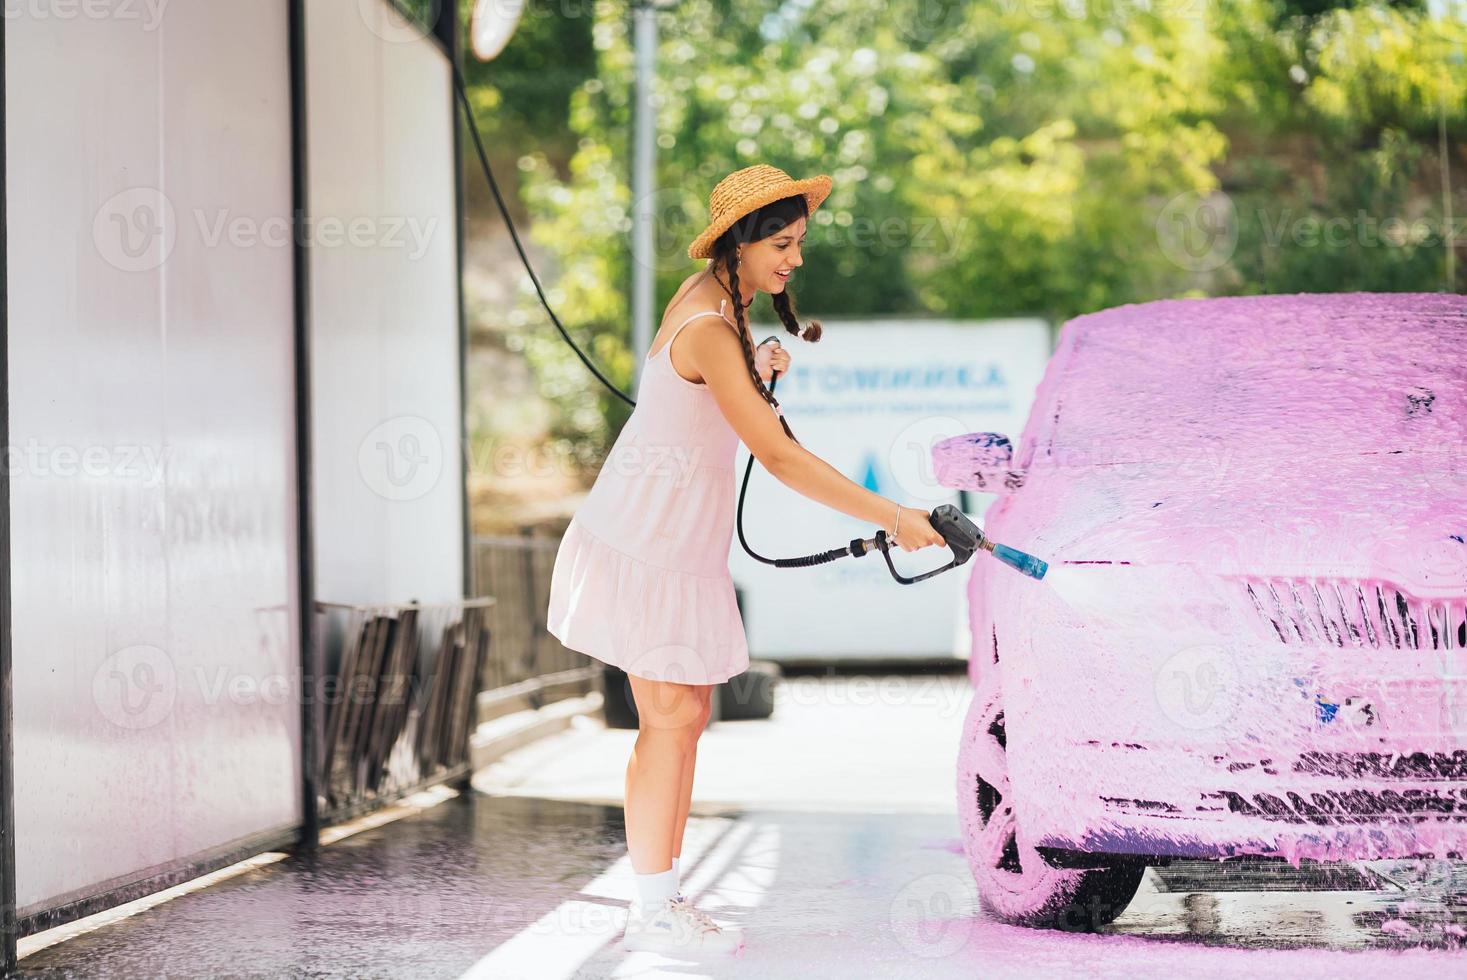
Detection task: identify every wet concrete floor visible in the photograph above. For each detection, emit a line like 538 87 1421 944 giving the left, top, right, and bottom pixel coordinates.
17 671 1467 978
18 786 1463 978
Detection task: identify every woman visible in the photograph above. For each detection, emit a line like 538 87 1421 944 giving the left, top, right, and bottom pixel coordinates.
545 164 945 954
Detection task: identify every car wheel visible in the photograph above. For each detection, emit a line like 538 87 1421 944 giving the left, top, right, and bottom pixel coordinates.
718 659 780 720
956 673 1145 931
600 665 639 730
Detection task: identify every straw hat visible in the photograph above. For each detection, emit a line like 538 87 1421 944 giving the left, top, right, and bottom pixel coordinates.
688 164 833 260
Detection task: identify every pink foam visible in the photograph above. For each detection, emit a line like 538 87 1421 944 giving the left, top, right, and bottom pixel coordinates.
942 292 1467 863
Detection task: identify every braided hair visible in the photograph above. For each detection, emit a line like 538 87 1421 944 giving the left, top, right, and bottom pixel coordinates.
706 194 823 446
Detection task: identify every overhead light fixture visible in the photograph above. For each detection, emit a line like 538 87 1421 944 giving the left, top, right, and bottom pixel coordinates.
470 0 527 62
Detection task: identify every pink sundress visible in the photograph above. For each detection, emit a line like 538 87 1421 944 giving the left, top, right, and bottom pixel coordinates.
545 298 752 684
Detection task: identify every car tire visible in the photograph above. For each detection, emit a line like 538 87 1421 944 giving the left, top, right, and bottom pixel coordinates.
956 673 1146 931
600 665 747 729
601 665 640 730
718 659 779 720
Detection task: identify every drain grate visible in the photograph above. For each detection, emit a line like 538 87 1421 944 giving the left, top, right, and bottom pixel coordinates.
1152 858 1379 892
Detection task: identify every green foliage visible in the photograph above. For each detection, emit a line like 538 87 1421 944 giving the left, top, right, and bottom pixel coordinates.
467 0 1465 460
457 0 598 157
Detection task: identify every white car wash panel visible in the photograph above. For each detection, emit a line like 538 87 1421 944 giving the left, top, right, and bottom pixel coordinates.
728 319 1052 662
5 5 299 912
305 0 464 605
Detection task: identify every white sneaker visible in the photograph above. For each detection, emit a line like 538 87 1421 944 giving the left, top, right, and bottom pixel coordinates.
670 894 737 935
622 895 743 955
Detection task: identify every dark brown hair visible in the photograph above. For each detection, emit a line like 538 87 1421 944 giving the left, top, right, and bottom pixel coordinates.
708 194 823 445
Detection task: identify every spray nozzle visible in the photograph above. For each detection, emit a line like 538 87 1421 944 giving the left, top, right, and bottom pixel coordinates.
852 503 1048 585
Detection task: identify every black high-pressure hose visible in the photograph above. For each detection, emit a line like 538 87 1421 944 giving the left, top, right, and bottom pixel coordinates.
733 371 859 569
450 63 851 569
453 66 634 411
450 65 1035 583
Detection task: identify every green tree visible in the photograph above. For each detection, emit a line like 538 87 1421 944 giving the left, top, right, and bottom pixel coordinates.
471 0 1463 465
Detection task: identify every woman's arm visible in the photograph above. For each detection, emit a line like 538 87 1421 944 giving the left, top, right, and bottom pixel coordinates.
687 319 944 548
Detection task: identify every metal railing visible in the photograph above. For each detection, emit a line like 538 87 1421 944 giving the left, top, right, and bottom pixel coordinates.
471 529 598 693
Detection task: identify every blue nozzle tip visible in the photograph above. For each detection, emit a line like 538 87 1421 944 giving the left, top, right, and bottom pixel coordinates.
992 544 1048 580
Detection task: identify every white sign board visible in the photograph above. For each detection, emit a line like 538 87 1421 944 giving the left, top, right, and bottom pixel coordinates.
728 318 1053 662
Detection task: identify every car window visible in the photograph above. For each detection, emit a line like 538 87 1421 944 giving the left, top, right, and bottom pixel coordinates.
1035 299 1466 470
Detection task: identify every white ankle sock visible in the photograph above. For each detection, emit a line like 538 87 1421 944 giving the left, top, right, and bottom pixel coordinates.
672 856 681 891
634 866 677 911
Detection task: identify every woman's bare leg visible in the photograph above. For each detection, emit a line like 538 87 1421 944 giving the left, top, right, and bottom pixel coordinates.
624 675 706 874
671 686 713 861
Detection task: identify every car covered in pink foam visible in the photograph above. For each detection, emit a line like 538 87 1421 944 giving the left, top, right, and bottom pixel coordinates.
932 291 1467 930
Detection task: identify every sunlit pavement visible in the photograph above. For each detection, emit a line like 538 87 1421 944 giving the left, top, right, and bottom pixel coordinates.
17 673 1465 979
472 671 1466 976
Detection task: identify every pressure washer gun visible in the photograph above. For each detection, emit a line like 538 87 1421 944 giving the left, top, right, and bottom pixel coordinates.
851 503 1050 585
754 342 1048 586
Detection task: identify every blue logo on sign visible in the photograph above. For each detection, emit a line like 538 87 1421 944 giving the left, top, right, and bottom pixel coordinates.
858 453 882 494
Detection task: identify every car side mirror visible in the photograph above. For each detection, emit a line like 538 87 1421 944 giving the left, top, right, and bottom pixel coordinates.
933 432 1027 494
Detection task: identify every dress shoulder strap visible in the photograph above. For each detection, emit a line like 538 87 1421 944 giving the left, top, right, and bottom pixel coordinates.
666 298 736 344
